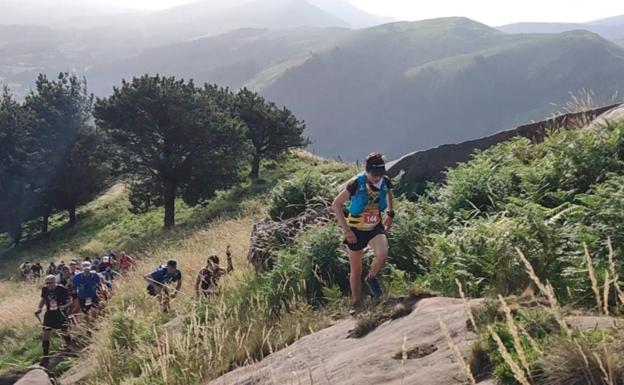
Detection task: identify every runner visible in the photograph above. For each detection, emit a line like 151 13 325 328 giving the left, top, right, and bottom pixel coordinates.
56 260 66 274
225 245 234 273
72 262 101 323
68 260 78 276
194 255 227 298
331 152 395 315
97 256 115 288
57 265 80 316
92 256 101 271
46 262 57 276
31 262 44 283
119 251 135 274
35 275 71 367
144 260 182 313
19 262 32 281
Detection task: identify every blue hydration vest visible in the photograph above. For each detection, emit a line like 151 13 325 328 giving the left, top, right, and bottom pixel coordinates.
348 172 388 215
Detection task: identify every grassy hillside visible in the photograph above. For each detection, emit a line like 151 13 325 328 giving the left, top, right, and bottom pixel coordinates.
86 27 350 96
4 118 624 384
498 20 624 43
0 152 356 379
260 18 624 160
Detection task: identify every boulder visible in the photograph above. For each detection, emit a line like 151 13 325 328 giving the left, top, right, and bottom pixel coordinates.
387 104 621 184
588 104 624 129
207 297 479 385
12 367 52 385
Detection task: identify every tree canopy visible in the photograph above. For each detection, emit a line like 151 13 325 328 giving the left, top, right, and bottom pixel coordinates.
94 75 247 228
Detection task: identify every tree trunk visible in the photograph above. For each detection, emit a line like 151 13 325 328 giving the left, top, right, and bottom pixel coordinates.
10 224 22 246
68 205 77 226
163 179 176 229
250 154 261 180
41 213 49 234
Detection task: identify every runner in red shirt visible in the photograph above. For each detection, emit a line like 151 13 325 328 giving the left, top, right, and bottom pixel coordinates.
119 251 135 274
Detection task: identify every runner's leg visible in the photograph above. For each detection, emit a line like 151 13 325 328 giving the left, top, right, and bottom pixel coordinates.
348 249 364 305
367 233 389 278
42 328 52 356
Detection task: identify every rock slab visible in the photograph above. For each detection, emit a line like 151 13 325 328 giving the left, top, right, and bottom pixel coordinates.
208 297 478 385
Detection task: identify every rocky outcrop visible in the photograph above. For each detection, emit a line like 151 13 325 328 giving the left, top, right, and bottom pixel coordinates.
11 367 52 385
387 104 622 183
587 104 624 129
207 297 479 385
247 205 333 272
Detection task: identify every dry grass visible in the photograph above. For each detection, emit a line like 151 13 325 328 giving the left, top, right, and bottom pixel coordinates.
488 325 531 385
607 239 624 310
0 280 41 340
81 213 336 385
539 332 624 385
438 317 476 385
515 248 570 336
498 295 531 378
584 243 604 314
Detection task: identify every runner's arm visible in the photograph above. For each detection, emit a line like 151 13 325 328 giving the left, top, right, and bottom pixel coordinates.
383 190 394 230
36 298 45 313
144 272 160 286
331 189 352 234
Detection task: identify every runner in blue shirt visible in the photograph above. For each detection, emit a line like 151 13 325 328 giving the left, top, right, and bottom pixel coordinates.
144 260 182 313
72 262 102 322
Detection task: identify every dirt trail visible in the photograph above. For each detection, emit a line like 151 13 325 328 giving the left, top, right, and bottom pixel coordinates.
208 297 480 385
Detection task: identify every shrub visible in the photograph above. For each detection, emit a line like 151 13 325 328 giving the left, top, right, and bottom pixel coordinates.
297 224 350 302
386 199 428 276
268 171 333 220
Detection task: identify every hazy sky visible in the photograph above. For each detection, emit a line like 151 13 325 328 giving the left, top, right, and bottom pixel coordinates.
103 0 623 25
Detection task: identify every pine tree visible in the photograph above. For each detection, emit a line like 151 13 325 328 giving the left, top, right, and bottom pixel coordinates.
94 75 247 229
0 88 35 245
24 72 106 229
235 88 308 179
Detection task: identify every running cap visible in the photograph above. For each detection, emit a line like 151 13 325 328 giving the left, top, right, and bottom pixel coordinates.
365 152 386 176
81 261 92 270
45 275 57 284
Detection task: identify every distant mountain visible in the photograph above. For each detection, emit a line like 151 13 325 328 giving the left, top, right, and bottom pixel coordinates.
0 0 126 26
498 15 624 44
587 15 624 26
307 0 393 28
3 16 624 161
86 27 350 95
141 0 350 42
256 18 624 160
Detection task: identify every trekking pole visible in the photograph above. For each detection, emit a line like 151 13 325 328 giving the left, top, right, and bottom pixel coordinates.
144 276 195 300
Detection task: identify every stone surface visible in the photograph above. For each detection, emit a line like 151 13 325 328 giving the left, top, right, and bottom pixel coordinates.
387 104 621 184
12 368 52 385
208 297 479 385
587 104 624 129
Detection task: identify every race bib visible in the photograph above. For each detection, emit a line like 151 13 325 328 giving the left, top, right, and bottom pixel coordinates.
363 209 380 224
85 297 92 306
49 299 58 311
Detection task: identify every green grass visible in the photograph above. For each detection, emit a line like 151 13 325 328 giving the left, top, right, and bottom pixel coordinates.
6 116 624 385
0 152 354 279
0 151 356 380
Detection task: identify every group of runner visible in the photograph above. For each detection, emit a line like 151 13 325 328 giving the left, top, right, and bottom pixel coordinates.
33 246 234 365
33 250 135 366
20 251 136 283
32 151 392 365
